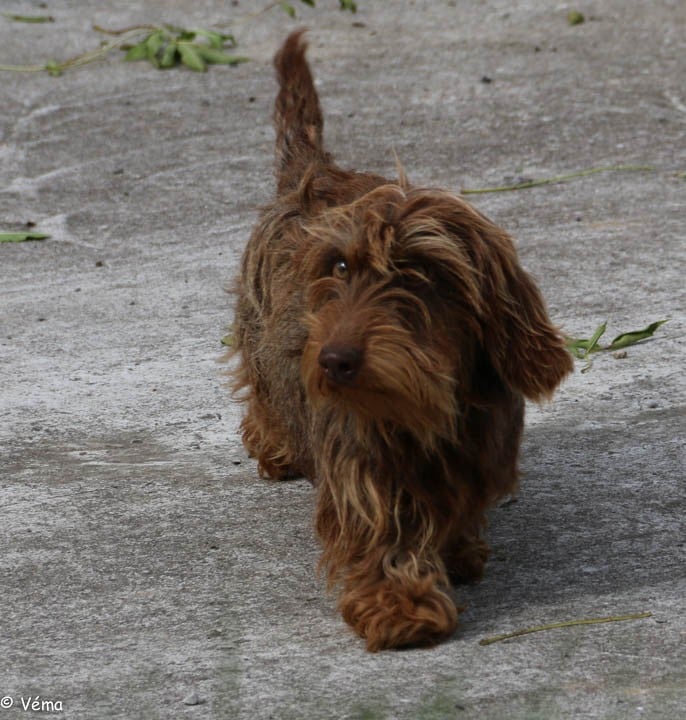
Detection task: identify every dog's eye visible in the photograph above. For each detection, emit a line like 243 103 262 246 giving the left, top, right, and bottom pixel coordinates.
331 260 349 280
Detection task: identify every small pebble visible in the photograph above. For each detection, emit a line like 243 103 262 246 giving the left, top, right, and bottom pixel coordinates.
613 350 628 359
183 691 205 706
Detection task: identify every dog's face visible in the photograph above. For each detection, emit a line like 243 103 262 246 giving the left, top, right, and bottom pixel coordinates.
298 184 571 447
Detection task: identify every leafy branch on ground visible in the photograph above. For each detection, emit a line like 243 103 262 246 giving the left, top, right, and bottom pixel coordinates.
565 319 667 372
101 25 248 72
0 0 357 76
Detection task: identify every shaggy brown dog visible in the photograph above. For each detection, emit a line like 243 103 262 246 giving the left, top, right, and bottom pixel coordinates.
231 30 573 651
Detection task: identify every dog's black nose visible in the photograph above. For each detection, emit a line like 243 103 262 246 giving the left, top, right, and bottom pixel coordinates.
318 346 362 385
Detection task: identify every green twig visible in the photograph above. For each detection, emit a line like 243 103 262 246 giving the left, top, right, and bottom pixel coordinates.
461 165 655 195
0 28 148 75
92 23 160 36
479 611 652 646
2 13 54 23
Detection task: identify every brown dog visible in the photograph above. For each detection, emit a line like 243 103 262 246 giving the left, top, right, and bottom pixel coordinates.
231 30 573 651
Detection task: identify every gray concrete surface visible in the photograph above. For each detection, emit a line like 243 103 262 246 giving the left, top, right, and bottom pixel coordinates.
1 1 684 718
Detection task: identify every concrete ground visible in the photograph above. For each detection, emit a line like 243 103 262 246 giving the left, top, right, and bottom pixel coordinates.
1 1 684 718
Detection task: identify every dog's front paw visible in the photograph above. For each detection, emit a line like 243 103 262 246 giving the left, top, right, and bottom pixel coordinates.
339 576 458 652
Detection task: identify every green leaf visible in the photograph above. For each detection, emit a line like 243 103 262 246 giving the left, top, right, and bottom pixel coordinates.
2 13 54 23
194 46 249 66
178 44 207 72
159 41 179 68
585 321 607 355
607 320 668 351
300 0 316 6
145 30 165 63
279 1 297 18
565 337 592 360
221 333 234 347
0 232 50 243
339 0 357 11
565 321 606 359
567 10 585 26
124 40 150 62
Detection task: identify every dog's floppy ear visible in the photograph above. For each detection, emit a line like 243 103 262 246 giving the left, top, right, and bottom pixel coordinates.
398 189 572 400
475 222 574 401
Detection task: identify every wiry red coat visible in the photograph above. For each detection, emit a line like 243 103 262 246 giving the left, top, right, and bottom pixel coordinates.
231 30 573 651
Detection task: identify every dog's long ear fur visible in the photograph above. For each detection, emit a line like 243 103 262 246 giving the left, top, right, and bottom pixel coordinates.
414 193 572 400
476 221 574 401
273 29 332 195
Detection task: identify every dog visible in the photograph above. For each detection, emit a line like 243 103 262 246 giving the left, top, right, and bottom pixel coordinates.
230 30 573 651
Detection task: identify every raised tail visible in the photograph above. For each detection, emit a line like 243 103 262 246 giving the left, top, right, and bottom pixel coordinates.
273 30 332 194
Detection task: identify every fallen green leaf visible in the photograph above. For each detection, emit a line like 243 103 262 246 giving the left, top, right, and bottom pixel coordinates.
608 320 668 351
194 45 249 66
221 334 234 347
567 10 585 26
178 43 206 72
0 232 50 243
566 338 591 360
585 321 607 356
565 321 606 359
124 40 150 62
339 0 357 11
145 30 165 64
187 29 236 49
159 41 179 68
279 1 297 18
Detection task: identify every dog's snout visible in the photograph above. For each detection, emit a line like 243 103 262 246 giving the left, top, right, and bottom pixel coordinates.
318 346 362 385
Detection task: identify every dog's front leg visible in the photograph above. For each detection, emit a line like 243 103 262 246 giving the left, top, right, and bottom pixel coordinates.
337 547 458 652
315 458 459 651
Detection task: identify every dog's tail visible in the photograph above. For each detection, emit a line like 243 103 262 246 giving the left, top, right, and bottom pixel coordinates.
273 29 331 193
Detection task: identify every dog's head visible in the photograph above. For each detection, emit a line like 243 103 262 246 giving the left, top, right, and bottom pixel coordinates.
298 183 572 446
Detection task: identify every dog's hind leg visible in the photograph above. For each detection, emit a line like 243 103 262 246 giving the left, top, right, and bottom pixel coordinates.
240 394 304 480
